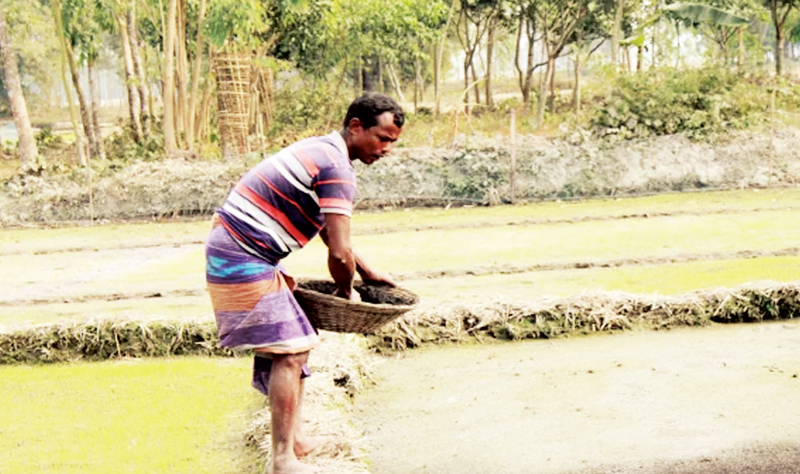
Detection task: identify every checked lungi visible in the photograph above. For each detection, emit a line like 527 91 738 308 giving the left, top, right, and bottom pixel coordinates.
206 224 320 395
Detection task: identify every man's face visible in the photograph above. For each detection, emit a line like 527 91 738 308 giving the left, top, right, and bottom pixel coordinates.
347 112 402 165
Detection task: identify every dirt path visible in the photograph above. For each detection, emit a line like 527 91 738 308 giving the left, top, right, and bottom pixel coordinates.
353 320 800 474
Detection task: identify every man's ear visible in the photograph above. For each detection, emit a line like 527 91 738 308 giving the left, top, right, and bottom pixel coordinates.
347 117 364 133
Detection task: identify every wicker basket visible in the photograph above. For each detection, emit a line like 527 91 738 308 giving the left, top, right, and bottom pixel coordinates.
294 280 419 334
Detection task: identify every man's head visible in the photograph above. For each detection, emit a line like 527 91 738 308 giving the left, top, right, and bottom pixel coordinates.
342 93 405 165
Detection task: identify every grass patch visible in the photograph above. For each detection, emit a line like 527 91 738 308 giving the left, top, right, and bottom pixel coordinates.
351 187 800 234
403 256 800 303
0 357 263 474
283 209 800 277
0 295 213 331
3 187 800 255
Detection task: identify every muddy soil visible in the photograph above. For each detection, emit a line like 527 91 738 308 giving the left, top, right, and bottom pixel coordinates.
353 320 800 474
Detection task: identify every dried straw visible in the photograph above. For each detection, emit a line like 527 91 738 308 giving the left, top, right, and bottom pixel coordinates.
367 283 800 352
243 332 378 473
0 319 231 364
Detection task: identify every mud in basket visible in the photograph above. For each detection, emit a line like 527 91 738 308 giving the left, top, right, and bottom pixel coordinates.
294 280 419 334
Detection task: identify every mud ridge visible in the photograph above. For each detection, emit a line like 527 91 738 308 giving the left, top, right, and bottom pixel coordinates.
1 289 205 307
356 205 800 235
399 247 800 280
4 205 799 256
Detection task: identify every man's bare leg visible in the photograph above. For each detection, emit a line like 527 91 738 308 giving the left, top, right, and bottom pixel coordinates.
268 352 317 474
293 379 322 458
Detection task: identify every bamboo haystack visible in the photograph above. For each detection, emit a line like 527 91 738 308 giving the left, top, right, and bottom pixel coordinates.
214 52 251 161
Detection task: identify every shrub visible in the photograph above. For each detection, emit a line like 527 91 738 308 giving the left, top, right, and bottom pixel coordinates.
103 118 166 166
591 68 770 139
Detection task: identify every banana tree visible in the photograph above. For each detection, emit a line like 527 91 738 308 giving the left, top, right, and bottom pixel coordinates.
622 2 749 68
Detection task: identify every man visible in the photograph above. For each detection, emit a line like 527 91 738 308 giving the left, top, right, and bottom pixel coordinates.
205 93 404 474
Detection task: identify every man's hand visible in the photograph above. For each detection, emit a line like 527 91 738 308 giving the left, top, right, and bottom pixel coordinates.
333 286 362 302
358 267 396 287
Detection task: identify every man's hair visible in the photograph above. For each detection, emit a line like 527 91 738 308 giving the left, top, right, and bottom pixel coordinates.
343 93 405 130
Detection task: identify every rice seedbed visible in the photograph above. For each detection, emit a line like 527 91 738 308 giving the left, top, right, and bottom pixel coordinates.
1 220 210 255
0 245 204 304
401 255 800 303
351 187 800 234
4 187 798 256
0 294 213 331
284 209 800 276
0 357 263 474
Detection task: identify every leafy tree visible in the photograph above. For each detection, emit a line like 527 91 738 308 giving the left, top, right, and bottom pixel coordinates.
762 0 798 74
0 1 37 162
52 0 104 160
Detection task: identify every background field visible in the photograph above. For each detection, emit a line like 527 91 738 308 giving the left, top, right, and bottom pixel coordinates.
2 187 799 329
2 187 799 473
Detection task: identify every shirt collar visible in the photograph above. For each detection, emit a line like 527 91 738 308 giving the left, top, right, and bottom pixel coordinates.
328 131 349 161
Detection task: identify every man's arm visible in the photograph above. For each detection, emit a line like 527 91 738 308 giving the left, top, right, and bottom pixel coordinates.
320 213 359 301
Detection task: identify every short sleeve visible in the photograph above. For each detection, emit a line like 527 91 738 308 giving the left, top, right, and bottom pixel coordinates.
313 164 357 216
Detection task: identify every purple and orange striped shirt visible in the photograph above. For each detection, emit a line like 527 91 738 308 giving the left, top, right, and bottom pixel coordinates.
216 131 356 264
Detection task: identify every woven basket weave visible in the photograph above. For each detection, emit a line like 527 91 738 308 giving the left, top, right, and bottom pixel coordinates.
294 280 419 334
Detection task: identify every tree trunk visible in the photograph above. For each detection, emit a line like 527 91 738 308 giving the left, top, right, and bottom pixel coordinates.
354 56 363 97
127 4 150 136
118 12 143 143
65 40 100 159
573 50 581 117
536 58 551 128
637 44 643 71
386 62 405 101
0 4 37 162
52 0 85 165
187 0 207 150
485 18 494 108
176 0 190 145
144 45 155 119
413 59 421 113
163 0 178 153
738 27 744 69
435 0 457 117
611 0 625 66
548 56 556 109
434 43 441 115
378 55 384 93
776 27 784 76
362 56 379 92
514 11 525 101
523 21 536 111
87 60 106 159
471 62 481 105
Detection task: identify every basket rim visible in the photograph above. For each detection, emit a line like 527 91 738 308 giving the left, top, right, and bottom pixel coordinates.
294 278 420 311
294 285 419 311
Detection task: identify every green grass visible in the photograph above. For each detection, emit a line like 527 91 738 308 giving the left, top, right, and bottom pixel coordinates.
3 187 799 255
402 255 800 303
284 209 800 276
3 188 800 327
0 357 263 474
0 295 214 331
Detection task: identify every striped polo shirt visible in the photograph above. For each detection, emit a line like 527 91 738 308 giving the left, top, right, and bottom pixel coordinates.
216 131 356 264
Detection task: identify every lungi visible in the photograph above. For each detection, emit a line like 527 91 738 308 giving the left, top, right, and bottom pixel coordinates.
206 223 320 395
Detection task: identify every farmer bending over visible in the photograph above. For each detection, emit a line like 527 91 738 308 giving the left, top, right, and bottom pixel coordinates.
205 93 403 474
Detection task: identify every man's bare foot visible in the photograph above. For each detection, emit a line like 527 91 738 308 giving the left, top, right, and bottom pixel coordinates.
267 457 319 474
294 434 322 458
